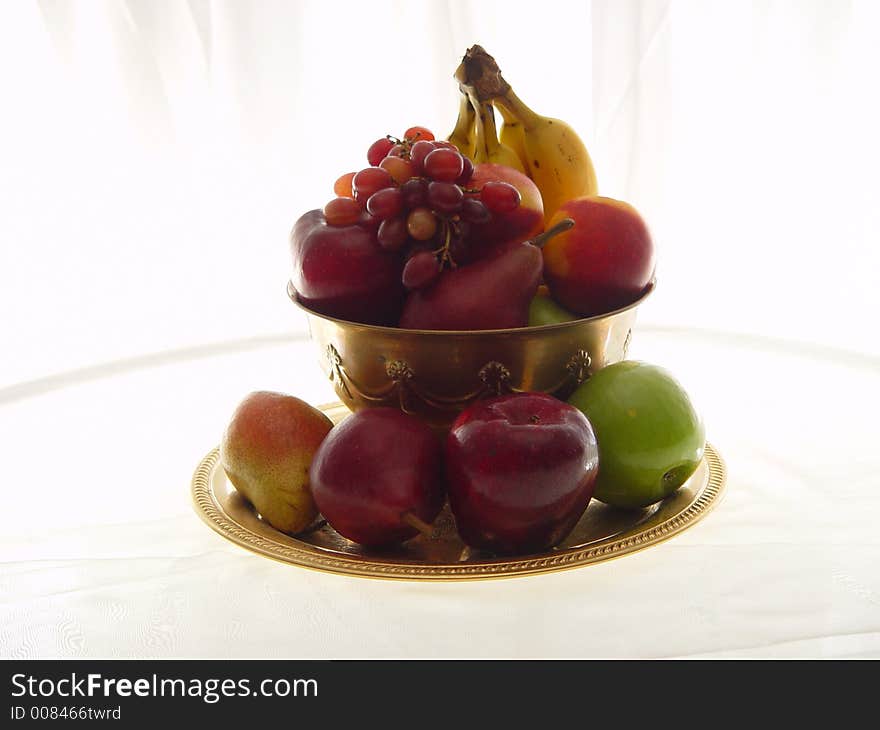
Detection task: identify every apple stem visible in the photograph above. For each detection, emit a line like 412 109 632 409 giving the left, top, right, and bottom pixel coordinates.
530 218 574 249
401 512 436 540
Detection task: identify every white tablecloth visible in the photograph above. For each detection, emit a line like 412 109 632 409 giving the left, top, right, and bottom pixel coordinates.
2 327 878 658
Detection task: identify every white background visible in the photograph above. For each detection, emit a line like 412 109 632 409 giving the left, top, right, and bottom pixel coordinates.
1 1 879 659
3 0 879 387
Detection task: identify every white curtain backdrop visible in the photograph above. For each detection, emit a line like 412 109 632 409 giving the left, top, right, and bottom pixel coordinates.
2 0 878 388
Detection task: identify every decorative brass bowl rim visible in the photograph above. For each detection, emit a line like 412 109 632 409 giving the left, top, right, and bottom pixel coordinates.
287 278 656 335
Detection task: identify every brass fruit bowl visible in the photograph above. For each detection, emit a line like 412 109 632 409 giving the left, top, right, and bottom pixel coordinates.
288 280 655 430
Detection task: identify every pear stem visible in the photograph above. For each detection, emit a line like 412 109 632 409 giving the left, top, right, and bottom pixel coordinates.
530 218 575 249
401 512 436 539
297 518 328 535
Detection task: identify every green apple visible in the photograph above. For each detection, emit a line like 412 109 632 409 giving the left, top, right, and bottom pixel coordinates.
528 292 579 326
568 361 705 509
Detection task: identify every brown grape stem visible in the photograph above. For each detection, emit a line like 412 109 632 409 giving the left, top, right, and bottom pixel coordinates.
401 512 436 539
530 218 575 249
432 219 456 269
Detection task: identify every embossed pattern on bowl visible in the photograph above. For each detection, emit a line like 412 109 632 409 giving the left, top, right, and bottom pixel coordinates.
289 280 654 429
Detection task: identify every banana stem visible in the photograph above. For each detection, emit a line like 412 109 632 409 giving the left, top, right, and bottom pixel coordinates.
530 218 574 249
457 45 539 131
458 45 510 100
492 88 540 131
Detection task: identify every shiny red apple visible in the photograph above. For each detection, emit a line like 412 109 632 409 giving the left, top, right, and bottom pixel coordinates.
309 408 445 547
446 392 599 554
289 209 405 326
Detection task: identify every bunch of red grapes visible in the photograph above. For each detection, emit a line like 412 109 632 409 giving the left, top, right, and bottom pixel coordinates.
322 126 522 291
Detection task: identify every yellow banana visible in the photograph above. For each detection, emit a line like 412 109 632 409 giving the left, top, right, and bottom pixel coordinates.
467 90 525 173
497 105 529 172
447 90 476 160
494 89 598 224
455 45 598 224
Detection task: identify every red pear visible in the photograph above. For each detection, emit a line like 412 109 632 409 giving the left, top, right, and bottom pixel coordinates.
399 241 542 331
399 219 573 331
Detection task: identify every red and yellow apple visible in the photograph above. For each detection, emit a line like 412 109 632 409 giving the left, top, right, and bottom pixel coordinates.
541 196 655 317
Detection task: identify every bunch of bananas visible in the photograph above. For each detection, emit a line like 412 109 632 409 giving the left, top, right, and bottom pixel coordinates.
449 45 598 225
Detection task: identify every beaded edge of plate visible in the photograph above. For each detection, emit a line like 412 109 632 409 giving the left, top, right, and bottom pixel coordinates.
191 443 726 581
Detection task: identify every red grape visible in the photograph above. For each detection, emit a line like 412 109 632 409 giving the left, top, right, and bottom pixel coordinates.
367 138 395 166
402 251 441 290
360 211 382 231
456 157 474 185
409 140 436 174
427 181 463 214
377 217 409 251
379 156 415 184
366 187 403 220
404 126 435 143
479 181 521 213
323 197 362 226
400 178 428 208
333 172 356 198
387 143 406 158
353 167 394 203
433 141 459 151
460 198 491 224
424 148 464 182
407 208 438 240
404 241 434 258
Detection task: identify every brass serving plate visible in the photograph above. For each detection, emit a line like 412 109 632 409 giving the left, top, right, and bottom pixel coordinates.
192 402 726 581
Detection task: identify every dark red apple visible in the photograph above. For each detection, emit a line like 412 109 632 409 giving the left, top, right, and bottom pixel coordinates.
446 392 599 554
289 210 405 326
309 408 445 547
289 209 324 266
